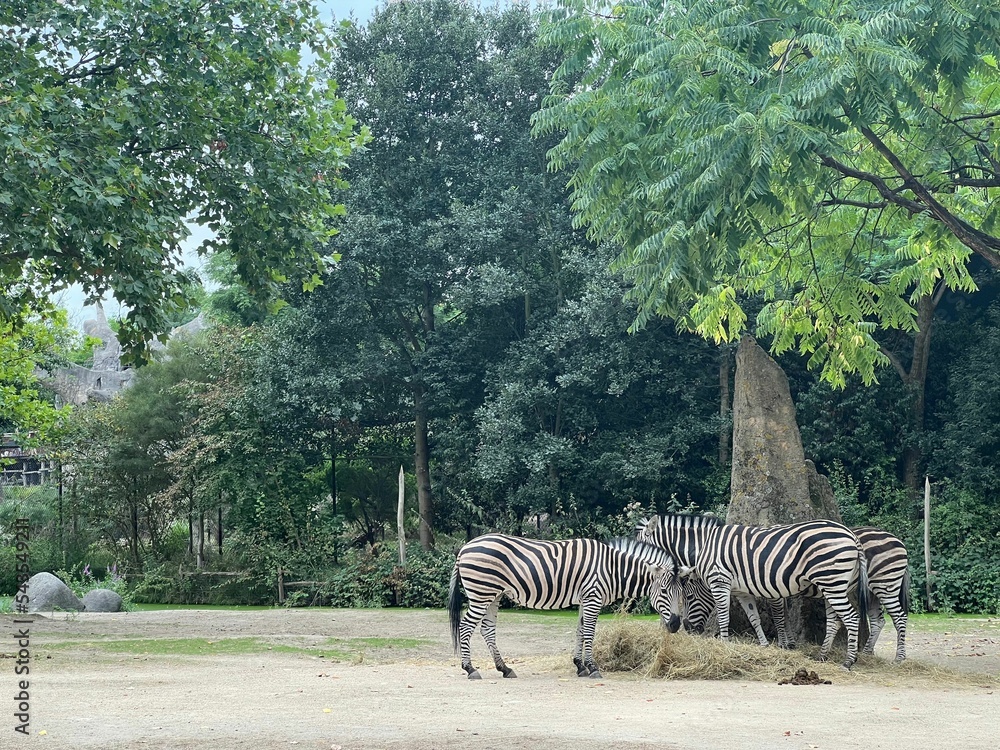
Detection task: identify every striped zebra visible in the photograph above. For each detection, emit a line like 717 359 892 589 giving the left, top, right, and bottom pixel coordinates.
448 534 684 680
679 527 911 662
636 514 869 669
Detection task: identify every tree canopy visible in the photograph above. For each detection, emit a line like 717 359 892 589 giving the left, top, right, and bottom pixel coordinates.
1 0 366 360
534 0 1000 385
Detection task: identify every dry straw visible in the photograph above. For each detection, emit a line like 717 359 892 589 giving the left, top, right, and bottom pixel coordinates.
593 617 995 687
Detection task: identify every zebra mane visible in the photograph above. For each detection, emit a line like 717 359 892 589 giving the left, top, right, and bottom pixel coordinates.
605 537 677 571
644 513 722 531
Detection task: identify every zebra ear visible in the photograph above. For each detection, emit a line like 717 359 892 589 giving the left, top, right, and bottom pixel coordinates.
646 563 668 579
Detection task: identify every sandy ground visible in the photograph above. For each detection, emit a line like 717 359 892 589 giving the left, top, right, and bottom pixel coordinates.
3 608 998 750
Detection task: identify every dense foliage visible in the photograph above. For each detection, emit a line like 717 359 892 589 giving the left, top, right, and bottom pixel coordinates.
1 0 366 360
534 0 1000 386
1 0 998 614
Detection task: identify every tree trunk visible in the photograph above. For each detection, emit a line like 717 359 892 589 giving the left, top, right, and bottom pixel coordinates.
719 347 732 465
196 511 205 569
413 385 434 550
131 500 141 568
900 292 939 493
328 426 338 516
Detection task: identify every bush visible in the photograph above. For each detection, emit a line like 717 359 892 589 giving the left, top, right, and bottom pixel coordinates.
930 550 1000 615
54 560 134 610
321 546 455 608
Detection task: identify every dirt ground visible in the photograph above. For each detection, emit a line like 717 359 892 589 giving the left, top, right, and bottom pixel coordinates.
4 608 998 750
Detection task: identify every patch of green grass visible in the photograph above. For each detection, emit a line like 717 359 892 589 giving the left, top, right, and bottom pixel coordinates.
326 636 430 649
40 637 329 657
131 603 278 611
908 613 1000 632
37 634 431 660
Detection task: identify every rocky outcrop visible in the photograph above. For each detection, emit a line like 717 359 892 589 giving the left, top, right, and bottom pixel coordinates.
728 335 839 525
43 306 208 405
725 335 842 646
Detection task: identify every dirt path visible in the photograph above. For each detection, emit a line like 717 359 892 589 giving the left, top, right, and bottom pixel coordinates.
5 609 998 750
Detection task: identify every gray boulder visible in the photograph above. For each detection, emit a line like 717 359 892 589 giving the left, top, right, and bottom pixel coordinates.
24 572 84 613
82 588 124 613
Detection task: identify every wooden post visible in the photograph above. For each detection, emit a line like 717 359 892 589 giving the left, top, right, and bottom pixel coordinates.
924 476 933 610
277 567 285 604
397 465 406 566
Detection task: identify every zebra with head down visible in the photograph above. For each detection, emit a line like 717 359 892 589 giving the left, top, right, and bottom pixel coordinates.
680 526 910 662
636 513 869 669
448 533 685 680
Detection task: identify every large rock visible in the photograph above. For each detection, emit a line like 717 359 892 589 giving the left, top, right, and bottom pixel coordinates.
805 458 841 519
82 589 124 613
725 335 842 646
24 572 84 613
728 335 833 525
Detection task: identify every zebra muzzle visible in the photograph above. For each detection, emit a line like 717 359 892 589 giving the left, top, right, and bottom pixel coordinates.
664 614 681 633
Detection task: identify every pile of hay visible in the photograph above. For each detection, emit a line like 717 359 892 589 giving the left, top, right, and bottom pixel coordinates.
593 617 992 686
594 618 819 680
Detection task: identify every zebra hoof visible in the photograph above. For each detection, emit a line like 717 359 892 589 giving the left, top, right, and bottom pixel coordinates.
814 654 829 663
468 670 482 680
588 670 603 679
502 669 517 679
840 663 854 672
577 668 590 677
782 642 797 651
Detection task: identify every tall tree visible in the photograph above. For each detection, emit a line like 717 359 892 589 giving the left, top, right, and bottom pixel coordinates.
322 0 566 548
1 0 366 359
1 309 73 438
534 0 1000 388
474 247 723 531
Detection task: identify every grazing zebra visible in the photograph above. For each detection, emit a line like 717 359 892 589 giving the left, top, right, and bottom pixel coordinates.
679 527 911 662
636 514 869 669
448 534 685 680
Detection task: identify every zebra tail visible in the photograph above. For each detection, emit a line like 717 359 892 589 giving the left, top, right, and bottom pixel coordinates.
448 562 463 653
857 548 870 622
900 567 912 613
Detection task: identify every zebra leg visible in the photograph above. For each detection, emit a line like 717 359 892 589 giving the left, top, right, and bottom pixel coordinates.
578 598 603 678
458 598 492 680
768 598 795 649
881 595 908 662
710 579 734 642
733 593 769 646
481 598 516 678
824 593 862 670
817 599 842 662
862 595 887 655
573 607 588 676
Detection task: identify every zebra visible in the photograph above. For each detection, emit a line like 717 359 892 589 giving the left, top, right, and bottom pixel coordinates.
678 526 911 662
448 533 685 680
636 513 869 669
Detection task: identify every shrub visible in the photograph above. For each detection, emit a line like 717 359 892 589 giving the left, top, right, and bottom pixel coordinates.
54 560 134 610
